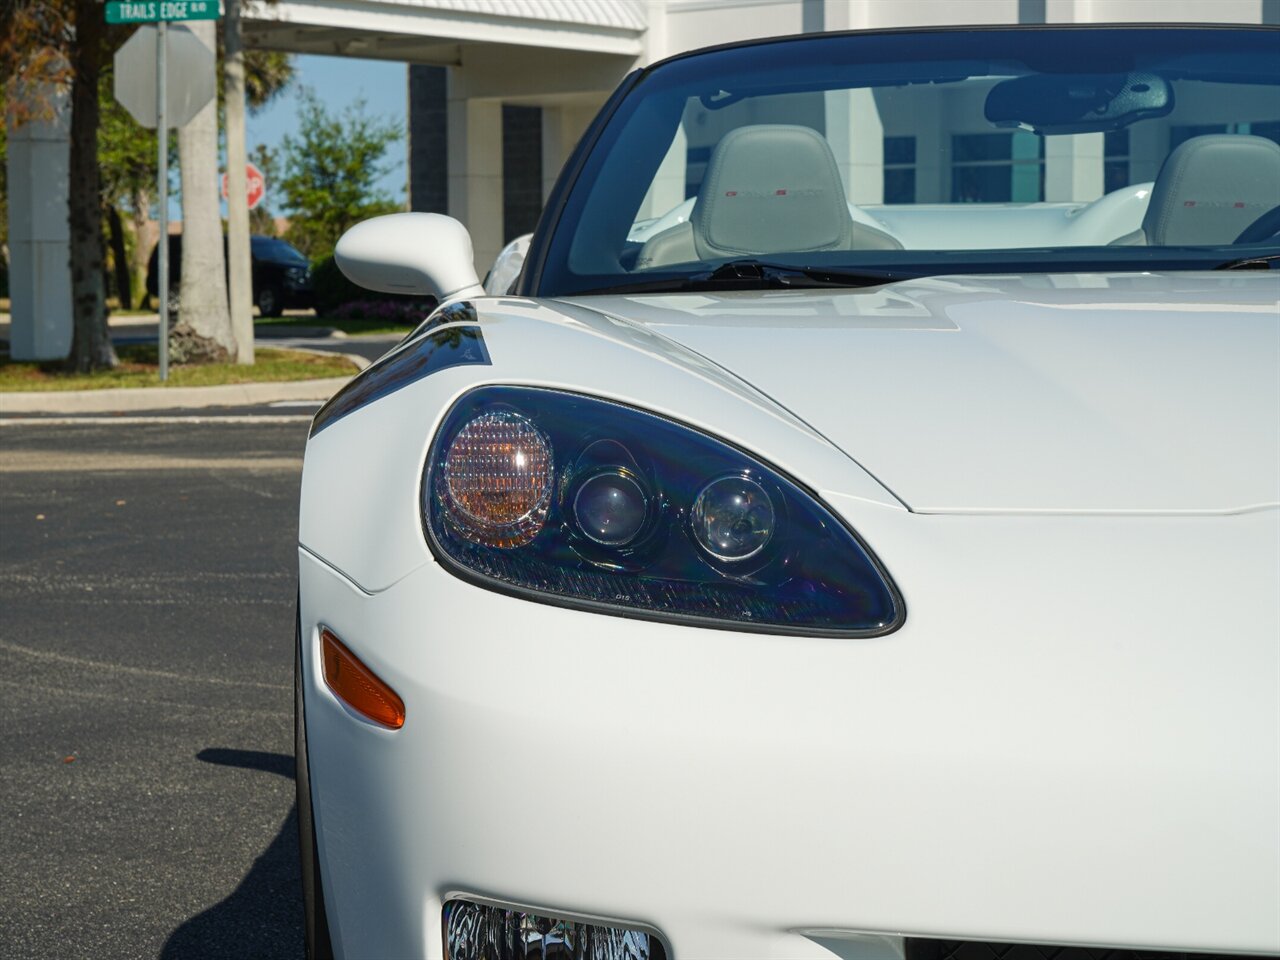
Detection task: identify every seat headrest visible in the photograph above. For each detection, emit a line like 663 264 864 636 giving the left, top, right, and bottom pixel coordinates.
1142 134 1280 246
692 124 853 259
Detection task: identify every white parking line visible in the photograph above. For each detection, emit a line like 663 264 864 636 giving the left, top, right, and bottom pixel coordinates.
0 415 315 427
268 400 324 409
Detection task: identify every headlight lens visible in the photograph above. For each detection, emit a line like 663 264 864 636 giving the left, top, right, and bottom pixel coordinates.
573 469 648 546
690 474 775 562
424 387 901 636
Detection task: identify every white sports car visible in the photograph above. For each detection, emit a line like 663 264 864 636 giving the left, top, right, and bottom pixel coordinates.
295 24 1280 960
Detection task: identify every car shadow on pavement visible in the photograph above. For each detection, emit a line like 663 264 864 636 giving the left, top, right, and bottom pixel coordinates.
160 749 303 960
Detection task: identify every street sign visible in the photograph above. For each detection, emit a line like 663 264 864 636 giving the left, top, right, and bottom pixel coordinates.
113 21 217 382
113 23 215 129
222 162 266 211
106 1 220 24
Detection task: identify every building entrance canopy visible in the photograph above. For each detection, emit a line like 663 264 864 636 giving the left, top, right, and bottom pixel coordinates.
243 0 646 62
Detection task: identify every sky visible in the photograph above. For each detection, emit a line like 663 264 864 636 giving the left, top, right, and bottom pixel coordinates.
214 54 409 220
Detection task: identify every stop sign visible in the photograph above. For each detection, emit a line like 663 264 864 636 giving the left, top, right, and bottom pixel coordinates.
222 162 266 211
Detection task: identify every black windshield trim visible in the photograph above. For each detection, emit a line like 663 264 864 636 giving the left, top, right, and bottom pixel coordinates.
643 22 1280 76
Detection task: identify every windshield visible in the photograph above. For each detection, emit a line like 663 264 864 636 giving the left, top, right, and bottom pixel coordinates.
531 27 1280 297
251 237 309 264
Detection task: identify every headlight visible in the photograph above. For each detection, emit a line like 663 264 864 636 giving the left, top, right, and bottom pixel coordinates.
423 387 902 636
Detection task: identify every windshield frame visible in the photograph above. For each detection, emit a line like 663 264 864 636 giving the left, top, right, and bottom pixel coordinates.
520 23 1280 299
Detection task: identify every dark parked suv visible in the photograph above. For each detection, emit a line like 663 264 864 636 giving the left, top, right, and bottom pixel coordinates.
147 234 314 316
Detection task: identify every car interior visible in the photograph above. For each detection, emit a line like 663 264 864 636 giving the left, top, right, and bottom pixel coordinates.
632 127 1280 265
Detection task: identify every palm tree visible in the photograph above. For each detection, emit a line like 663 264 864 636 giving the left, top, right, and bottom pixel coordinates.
171 18 234 363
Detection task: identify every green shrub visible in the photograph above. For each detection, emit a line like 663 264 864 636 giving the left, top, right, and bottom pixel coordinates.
310 254 436 318
310 254 366 315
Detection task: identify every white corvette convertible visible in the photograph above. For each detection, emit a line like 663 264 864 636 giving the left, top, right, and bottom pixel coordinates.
295 24 1280 960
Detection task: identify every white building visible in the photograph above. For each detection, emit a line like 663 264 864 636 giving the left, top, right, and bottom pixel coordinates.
6 0 1276 357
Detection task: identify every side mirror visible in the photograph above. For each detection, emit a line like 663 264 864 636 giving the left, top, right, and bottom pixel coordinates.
334 213 485 303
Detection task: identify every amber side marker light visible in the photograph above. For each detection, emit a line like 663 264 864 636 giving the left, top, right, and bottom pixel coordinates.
320 628 405 729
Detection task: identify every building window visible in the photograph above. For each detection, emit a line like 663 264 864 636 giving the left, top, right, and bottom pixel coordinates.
1104 129 1130 193
951 131 1043 202
1251 121 1280 145
502 105 544 243
883 135 916 204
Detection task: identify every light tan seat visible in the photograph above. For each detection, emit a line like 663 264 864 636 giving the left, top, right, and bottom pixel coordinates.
638 124 900 269
1112 134 1280 246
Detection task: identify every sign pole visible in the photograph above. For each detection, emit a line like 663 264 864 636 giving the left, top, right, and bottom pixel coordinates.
110 0 221 381
156 20 169 382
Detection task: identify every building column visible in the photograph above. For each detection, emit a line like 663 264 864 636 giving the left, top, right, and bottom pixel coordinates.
1044 133 1104 201
910 90 948 203
824 0 878 30
446 85 504 276
5 80 73 361
825 88 884 205
1044 0 1080 19
540 107 565 203
635 120 687 220
1128 121 1166 185
540 102 600 202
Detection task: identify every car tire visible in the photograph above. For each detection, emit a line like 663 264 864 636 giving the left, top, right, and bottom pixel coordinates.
258 285 283 318
295 615 336 960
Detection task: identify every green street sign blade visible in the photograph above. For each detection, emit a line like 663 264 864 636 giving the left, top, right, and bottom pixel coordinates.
106 1 220 24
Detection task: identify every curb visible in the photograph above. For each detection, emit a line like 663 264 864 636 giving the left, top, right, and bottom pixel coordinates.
0 376 353 414
255 326 346 339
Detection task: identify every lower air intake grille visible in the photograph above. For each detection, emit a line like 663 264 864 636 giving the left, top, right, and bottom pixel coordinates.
907 940 1276 960
444 898 666 960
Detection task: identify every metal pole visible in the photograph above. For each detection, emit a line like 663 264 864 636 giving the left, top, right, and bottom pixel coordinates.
157 20 169 382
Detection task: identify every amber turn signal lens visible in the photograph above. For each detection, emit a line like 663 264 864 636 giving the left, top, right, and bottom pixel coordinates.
320 628 405 729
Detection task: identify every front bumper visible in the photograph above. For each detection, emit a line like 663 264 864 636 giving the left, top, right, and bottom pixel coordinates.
298 502 1280 959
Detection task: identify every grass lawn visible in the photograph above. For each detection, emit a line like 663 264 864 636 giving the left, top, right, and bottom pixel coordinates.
0 345 359 392
255 315 418 337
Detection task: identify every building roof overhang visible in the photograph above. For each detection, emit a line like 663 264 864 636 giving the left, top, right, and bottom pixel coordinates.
244 0 648 62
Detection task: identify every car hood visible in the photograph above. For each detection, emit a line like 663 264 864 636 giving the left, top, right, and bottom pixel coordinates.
561 273 1280 514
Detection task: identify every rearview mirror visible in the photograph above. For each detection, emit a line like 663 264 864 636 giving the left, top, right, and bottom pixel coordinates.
985 72 1173 135
335 213 485 304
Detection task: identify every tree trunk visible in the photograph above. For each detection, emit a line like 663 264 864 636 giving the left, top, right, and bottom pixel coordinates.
172 18 234 364
106 204 132 310
129 188 152 309
67 0 117 372
224 0 255 364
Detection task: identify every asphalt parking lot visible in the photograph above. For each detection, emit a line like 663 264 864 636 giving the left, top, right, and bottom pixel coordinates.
0 417 313 958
